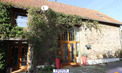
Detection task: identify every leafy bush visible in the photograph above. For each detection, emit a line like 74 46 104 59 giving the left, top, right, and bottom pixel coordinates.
0 2 25 39
0 53 5 70
81 52 88 56
27 8 60 66
0 41 8 72
120 50 122 57
0 2 24 72
39 65 55 73
9 26 24 38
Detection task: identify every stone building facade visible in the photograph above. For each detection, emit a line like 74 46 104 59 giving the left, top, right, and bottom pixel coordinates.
79 23 121 64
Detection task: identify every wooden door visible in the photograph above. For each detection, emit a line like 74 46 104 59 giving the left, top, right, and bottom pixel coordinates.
11 42 20 71
9 41 28 71
59 27 80 65
17 41 28 69
61 42 76 64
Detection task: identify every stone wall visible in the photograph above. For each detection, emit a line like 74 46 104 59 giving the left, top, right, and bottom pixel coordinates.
79 23 121 60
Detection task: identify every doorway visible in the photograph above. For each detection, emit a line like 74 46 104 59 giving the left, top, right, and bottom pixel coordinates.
62 42 76 64
59 27 80 65
8 41 28 71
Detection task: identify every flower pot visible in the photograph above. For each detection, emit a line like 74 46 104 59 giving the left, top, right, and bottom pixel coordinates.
55 58 60 69
82 56 87 66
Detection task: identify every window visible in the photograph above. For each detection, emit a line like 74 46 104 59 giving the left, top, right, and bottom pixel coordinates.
96 14 103 17
15 14 27 27
120 25 122 30
59 27 80 64
60 27 79 41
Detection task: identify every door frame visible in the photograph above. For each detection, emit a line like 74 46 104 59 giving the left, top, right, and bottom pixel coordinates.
59 27 80 65
8 40 28 71
59 41 80 65
19 41 29 69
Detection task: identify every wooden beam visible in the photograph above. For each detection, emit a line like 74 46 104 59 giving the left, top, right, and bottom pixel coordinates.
17 41 22 69
74 43 77 63
68 43 70 63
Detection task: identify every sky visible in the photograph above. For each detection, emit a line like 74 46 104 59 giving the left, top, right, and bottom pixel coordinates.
48 0 122 22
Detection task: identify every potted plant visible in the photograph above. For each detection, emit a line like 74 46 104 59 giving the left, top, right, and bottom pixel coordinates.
81 52 88 66
76 51 79 57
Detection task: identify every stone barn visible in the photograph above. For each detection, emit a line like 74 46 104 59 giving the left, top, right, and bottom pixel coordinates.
0 0 122 72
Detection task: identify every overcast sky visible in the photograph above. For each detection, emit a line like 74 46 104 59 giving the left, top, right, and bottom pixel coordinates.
49 0 122 22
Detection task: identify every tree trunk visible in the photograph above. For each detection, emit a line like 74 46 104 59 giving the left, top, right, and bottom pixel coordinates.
27 44 35 73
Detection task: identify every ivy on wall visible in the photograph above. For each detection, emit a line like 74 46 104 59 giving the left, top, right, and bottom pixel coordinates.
0 2 11 23
0 2 11 72
26 7 100 71
45 9 99 30
27 8 60 67
0 41 8 72
0 2 25 39
0 24 24 39
0 2 100 72
0 2 25 72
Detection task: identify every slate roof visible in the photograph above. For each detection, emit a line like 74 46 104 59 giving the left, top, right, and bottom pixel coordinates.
1 0 121 24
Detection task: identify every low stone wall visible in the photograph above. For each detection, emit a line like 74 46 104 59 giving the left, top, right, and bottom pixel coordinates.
86 58 120 65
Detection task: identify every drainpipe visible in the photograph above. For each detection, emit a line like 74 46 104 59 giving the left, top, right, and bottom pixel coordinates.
119 25 122 58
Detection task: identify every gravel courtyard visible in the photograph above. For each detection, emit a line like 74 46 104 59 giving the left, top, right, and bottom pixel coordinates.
63 61 122 73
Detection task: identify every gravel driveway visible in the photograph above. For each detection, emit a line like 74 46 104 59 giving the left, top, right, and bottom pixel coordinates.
63 61 122 73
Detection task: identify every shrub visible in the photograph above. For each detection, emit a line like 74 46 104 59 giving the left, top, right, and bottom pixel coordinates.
39 65 55 73
0 41 8 72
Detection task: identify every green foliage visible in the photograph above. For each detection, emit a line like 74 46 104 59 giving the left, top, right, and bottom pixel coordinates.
0 23 11 39
9 26 24 37
0 41 8 72
81 52 88 56
120 50 122 55
45 9 99 30
56 13 82 26
27 8 100 67
0 2 11 23
40 65 55 73
85 20 100 31
0 2 25 72
45 9 83 30
0 23 24 39
27 8 59 65
0 53 5 69
0 2 25 39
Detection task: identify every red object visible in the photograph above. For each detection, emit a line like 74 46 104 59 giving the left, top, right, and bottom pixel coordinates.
82 56 87 66
60 64 62 68
55 58 60 69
